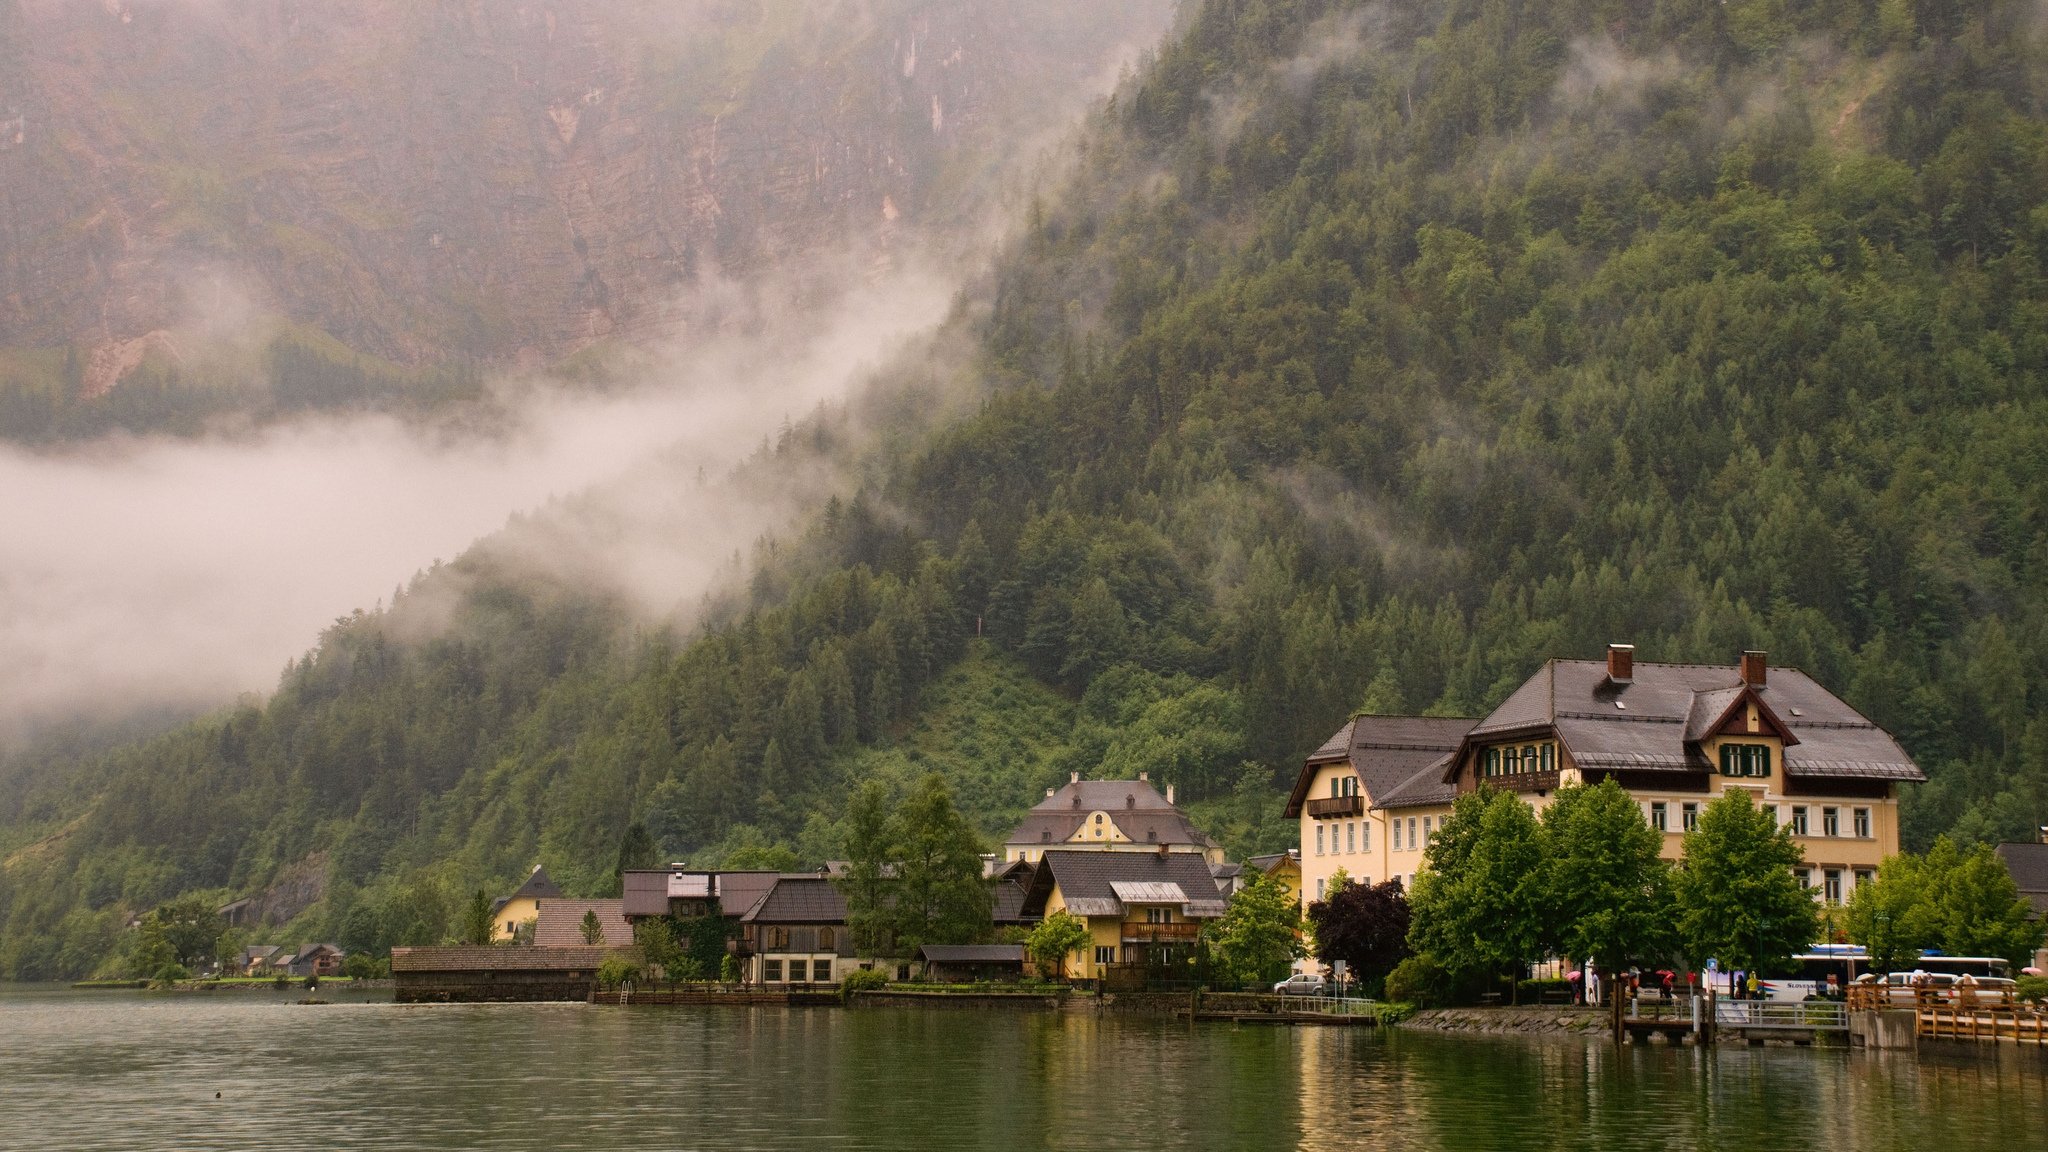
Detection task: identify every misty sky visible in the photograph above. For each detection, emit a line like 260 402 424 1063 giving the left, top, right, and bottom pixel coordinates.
0 265 956 734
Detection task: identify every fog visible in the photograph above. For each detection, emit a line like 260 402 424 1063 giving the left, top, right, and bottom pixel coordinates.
0 261 957 735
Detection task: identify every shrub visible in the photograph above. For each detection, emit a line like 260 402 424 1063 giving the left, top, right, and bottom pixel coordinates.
596 955 641 990
841 967 889 1002
720 954 742 984
2016 976 2048 1004
1383 954 1449 1008
152 962 190 985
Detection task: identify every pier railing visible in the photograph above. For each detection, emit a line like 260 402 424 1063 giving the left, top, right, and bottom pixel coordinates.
1715 1000 1847 1031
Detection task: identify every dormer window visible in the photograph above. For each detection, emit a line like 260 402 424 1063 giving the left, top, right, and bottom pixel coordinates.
1719 744 1771 778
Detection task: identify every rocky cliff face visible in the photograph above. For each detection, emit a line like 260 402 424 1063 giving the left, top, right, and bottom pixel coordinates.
0 0 1174 379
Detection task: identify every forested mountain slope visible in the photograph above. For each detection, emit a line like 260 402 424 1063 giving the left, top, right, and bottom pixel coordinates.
7 0 2048 976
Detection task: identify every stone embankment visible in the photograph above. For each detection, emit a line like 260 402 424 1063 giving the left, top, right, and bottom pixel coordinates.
1400 1006 1610 1034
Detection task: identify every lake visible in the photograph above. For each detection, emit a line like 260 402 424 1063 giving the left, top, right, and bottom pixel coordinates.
1 986 2043 1151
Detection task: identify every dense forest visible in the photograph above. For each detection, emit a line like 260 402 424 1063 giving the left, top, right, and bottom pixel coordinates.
7 0 2048 978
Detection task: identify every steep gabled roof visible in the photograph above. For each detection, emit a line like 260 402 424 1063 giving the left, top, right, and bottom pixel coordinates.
742 876 850 924
503 865 564 904
1995 842 2048 918
1449 659 1923 783
1020 850 1229 920
1284 715 1478 817
533 899 632 948
1374 753 1458 811
1004 778 1217 849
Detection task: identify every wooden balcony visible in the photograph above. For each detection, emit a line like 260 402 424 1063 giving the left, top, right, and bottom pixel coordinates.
1306 794 1364 819
1122 923 1201 943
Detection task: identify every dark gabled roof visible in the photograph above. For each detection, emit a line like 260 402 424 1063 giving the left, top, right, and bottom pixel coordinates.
715 872 790 919
1284 715 1478 817
621 870 671 918
1020 850 1230 920
504 865 565 904
742 876 849 924
1450 659 1924 784
1246 850 1300 875
993 878 1035 925
919 945 1025 964
1374 753 1458 811
1995 842 2048 917
1004 778 1218 850
533 900 632 948
391 946 617 973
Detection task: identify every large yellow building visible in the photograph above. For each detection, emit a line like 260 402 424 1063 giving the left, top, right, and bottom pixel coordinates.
1290 648 1925 911
1286 716 1474 905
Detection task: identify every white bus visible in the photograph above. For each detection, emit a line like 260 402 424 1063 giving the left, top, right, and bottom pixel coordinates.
1758 948 2012 1001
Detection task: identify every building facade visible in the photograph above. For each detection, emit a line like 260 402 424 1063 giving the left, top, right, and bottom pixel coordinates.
491 865 565 942
1442 647 1920 902
1292 648 1925 911
1017 849 1229 981
1285 716 1476 905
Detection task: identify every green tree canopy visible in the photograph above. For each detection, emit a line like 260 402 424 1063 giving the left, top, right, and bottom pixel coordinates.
1673 790 1819 975
1408 789 1546 995
1540 781 1675 975
836 779 896 957
889 774 989 953
1025 910 1092 980
1203 869 1304 986
460 889 494 947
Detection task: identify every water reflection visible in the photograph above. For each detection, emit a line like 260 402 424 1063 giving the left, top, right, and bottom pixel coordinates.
0 987 2041 1151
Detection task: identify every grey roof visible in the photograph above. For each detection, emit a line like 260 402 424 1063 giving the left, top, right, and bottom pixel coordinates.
1286 715 1478 817
1022 850 1230 920
621 870 669 918
391 946 617 973
1004 778 1218 850
743 877 850 924
711 872 787 919
504 866 565 903
919 945 1026 964
533 900 632 948
993 879 1035 925
1374 753 1458 811
1996 843 2048 917
1458 659 1923 784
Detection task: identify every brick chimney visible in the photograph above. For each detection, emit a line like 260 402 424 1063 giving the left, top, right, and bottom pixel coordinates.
1166 783 1176 805
1138 771 1148 782
1741 650 1768 687
1606 643 1634 685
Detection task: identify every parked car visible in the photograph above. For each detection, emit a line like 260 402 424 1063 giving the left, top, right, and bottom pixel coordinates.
1273 973 1328 996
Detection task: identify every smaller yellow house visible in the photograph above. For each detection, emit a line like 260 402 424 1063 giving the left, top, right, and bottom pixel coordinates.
1246 851 1303 908
491 865 565 943
1019 850 1228 981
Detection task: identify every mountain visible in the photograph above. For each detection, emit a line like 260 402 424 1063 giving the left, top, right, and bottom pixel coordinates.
7 0 2048 977
0 0 1174 436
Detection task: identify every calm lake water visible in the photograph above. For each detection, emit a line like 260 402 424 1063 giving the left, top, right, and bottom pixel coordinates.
1 986 2044 1151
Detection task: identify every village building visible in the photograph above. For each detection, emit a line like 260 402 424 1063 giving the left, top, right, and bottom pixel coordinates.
285 943 345 978
532 899 632 948
738 875 857 985
1001 774 1223 866
241 944 285 976
919 944 1027 982
1017 849 1229 981
1291 647 1926 910
391 945 616 1003
491 865 565 942
1995 837 2048 971
1285 715 1477 903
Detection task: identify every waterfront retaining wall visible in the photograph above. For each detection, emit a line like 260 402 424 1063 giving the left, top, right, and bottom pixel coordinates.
1400 1007 1610 1035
